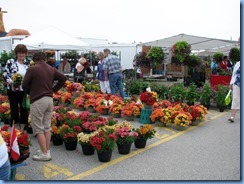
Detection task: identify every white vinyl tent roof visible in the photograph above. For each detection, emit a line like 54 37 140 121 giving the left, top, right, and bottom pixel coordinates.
12 26 90 51
137 33 239 52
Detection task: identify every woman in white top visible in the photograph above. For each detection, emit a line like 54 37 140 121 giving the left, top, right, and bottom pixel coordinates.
3 44 30 132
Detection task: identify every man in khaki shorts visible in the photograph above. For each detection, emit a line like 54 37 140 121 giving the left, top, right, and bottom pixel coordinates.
22 51 67 161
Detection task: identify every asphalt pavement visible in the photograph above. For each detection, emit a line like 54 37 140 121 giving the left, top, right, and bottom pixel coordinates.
10 108 241 181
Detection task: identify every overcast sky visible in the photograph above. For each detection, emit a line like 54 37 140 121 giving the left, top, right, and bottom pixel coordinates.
0 0 240 43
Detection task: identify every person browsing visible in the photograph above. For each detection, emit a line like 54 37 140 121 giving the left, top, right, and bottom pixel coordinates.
22 51 67 161
103 48 125 98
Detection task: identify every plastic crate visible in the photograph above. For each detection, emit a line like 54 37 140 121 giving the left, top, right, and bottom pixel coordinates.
139 108 154 124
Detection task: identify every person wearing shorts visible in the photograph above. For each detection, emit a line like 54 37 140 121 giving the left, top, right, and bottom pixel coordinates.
22 51 67 161
228 61 240 123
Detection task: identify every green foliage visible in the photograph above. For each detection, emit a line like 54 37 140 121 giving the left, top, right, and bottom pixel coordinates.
62 51 79 59
125 79 148 95
171 41 191 64
149 83 169 99
135 52 150 68
62 51 80 68
185 54 201 67
185 83 199 104
169 83 186 102
216 84 229 107
83 51 99 66
200 83 212 106
0 50 15 65
228 47 240 63
213 52 224 63
146 46 164 68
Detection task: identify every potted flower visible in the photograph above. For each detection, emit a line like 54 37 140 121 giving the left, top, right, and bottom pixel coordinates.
77 132 96 155
0 102 10 124
114 121 138 154
73 96 86 111
95 97 113 115
121 102 141 121
216 84 229 112
171 111 192 131
171 41 191 65
146 46 165 74
188 105 207 126
133 124 156 148
150 108 171 127
139 90 158 108
60 91 73 106
105 117 119 126
109 98 124 118
199 83 212 109
51 125 63 146
12 73 23 91
1 125 31 164
185 83 200 105
59 124 82 150
81 114 107 133
90 126 117 162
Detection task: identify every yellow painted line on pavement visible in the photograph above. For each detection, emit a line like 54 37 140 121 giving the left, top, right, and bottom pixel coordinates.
209 111 228 120
45 163 74 177
68 111 227 180
15 174 25 180
43 166 59 179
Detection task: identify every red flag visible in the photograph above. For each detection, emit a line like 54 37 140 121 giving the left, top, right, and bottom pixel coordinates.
10 127 20 161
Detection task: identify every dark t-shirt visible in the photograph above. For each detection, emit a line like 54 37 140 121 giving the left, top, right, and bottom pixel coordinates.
22 62 67 103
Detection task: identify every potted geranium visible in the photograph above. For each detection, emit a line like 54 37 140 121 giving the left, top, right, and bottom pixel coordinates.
133 124 156 149
77 132 96 155
59 124 82 150
114 121 138 154
81 114 107 133
1 125 31 164
90 126 117 162
139 90 158 108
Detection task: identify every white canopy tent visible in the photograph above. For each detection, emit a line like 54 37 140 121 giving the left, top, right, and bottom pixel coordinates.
137 33 239 52
12 26 90 51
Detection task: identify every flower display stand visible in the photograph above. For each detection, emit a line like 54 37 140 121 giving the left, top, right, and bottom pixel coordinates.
139 108 154 124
